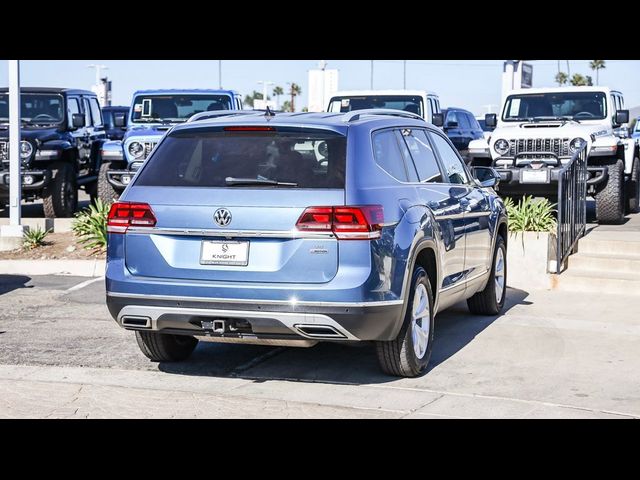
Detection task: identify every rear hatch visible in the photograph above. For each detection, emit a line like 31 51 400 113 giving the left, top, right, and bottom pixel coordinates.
121 126 347 284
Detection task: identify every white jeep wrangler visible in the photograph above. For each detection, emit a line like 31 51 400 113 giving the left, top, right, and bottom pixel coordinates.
468 86 639 224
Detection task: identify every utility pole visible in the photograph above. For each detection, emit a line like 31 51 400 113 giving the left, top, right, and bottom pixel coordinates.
370 60 374 89
218 60 222 89
566 60 571 77
403 60 407 89
0 60 26 251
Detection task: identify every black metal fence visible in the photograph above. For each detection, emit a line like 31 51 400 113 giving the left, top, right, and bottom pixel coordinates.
555 144 588 273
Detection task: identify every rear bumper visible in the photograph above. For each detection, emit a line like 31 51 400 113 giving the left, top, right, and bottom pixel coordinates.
106 292 404 342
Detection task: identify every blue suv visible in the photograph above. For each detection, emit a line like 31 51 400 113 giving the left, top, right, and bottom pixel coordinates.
98 89 243 202
105 109 508 377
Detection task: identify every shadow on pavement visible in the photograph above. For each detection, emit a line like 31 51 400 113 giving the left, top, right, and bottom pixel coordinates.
0 275 33 295
158 287 531 385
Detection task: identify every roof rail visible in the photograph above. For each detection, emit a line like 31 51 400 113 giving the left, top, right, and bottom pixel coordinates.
342 108 425 123
187 110 260 123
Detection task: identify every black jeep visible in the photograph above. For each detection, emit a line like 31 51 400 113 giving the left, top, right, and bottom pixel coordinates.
0 87 106 217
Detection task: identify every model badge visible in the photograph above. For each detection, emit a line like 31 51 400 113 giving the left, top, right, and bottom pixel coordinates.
214 208 232 227
309 246 329 254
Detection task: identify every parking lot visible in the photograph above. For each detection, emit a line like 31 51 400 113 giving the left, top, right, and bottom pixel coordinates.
1 273 638 418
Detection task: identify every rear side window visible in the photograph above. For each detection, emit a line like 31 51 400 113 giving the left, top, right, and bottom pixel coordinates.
372 130 408 182
429 132 469 184
89 98 103 127
135 129 346 189
401 129 442 183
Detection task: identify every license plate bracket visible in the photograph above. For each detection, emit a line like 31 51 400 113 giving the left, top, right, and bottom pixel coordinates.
200 240 249 266
521 169 550 184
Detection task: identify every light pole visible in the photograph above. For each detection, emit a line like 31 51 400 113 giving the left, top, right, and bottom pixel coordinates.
257 80 274 108
0 60 26 250
403 60 407 89
87 64 108 86
370 60 374 89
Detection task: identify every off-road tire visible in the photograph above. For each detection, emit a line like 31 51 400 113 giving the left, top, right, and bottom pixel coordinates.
626 156 640 214
595 159 625 224
135 331 198 362
97 161 121 204
376 267 434 377
467 235 507 315
42 162 78 218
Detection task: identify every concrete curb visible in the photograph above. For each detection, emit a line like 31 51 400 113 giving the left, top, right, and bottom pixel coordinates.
0 259 105 277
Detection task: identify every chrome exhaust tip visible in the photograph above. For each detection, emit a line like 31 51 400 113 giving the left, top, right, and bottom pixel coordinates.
294 324 346 339
121 316 151 329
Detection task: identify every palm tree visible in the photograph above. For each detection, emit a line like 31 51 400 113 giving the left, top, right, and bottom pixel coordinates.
281 100 292 112
589 60 606 85
570 73 588 86
272 86 284 109
289 83 302 112
555 72 568 86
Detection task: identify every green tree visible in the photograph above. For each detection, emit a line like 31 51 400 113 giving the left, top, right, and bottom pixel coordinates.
272 86 284 108
289 83 302 112
281 100 292 112
244 90 271 108
555 71 568 86
570 73 589 86
589 60 606 85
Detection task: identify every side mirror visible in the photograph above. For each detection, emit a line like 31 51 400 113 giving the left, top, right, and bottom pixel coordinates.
71 113 85 129
615 109 629 125
485 113 497 128
471 166 500 188
113 113 127 128
445 120 459 129
431 113 444 127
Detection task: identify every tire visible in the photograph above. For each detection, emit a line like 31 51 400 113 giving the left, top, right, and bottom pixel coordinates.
595 159 625 224
376 267 435 377
97 161 120 204
467 235 507 315
135 331 198 362
42 162 78 218
626 156 640 214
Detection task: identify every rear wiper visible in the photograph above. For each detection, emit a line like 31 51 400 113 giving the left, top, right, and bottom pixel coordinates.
225 177 298 187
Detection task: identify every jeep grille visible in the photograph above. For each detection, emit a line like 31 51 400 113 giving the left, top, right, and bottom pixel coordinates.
507 138 570 158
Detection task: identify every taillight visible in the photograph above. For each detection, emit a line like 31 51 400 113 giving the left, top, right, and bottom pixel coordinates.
295 205 384 240
107 202 157 234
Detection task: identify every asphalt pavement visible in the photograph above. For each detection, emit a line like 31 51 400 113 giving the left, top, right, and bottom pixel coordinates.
0 274 638 418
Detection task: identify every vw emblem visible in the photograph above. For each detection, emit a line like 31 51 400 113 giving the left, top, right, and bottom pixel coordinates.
214 208 232 227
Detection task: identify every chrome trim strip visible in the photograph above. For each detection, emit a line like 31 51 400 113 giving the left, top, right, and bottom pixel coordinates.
465 211 492 218
107 291 403 308
125 227 337 239
438 269 490 293
116 305 359 340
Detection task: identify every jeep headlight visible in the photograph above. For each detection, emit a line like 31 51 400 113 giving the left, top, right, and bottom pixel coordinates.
19 140 33 159
128 141 144 159
569 137 586 153
493 139 510 156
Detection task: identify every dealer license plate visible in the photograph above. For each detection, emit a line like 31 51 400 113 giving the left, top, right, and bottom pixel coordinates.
521 169 550 184
200 240 249 266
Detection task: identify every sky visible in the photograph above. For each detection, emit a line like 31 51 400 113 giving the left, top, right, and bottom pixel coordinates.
1 60 639 115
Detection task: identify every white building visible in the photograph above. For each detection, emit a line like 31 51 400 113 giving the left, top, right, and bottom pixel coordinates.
308 61 339 112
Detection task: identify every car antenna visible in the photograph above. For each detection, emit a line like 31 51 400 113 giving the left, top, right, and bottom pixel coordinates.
264 106 276 118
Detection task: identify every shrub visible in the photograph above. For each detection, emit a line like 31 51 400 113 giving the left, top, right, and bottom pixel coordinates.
72 198 110 251
23 226 50 250
503 195 557 233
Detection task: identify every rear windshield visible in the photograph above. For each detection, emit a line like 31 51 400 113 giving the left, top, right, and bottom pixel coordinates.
134 129 346 189
328 95 423 117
